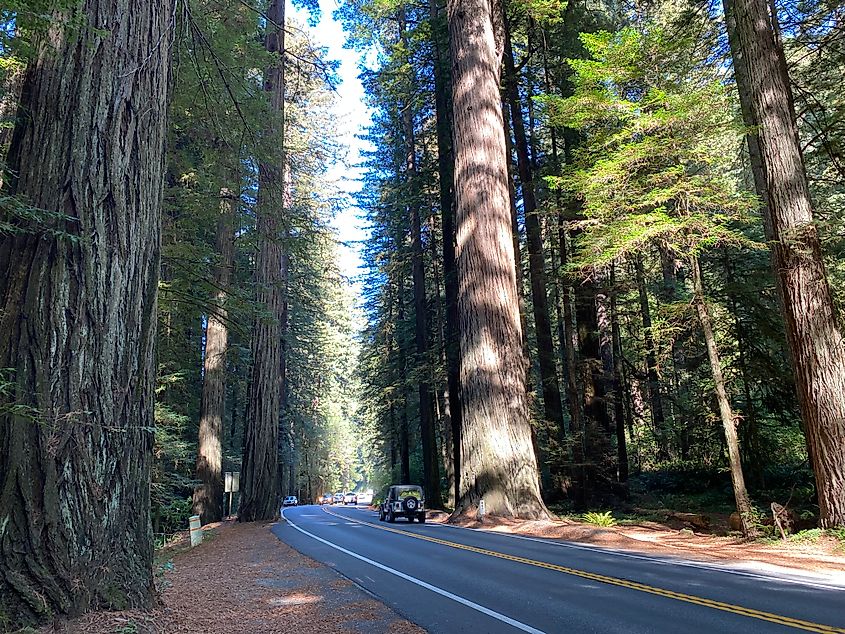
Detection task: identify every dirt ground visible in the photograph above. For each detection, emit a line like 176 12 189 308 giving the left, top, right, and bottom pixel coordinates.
431 510 845 576
39 521 424 634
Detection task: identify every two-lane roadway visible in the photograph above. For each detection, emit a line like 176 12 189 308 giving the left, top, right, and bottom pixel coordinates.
274 505 845 633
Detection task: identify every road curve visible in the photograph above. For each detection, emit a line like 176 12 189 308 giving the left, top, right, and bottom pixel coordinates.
273 505 845 633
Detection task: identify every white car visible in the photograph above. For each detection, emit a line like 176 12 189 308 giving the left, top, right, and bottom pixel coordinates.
356 492 373 505
282 495 298 507
344 492 358 505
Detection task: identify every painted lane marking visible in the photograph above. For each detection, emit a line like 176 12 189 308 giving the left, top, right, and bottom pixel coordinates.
280 509 546 634
342 506 845 592
323 507 845 634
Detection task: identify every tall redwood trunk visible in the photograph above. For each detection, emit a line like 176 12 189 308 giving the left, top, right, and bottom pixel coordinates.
240 0 285 522
724 0 845 527
193 188 236 524
503 22 565 440
691 258 756 537
0 0 172 626
448 0 548 519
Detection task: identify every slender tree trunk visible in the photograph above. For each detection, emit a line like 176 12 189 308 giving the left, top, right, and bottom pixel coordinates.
610 263 629 482
430 215 456 508
397 285 412 486
504 102 548 496
240 0 285 522
448 0 548 519
429 0 463 507
634 258 669 461
193 188 236 524
400 11 442 507
658 247 690 459
0 0 172 625
560 195 586 503
723 251 765 488
503 21 566 440
724 0 845 527
691 258 756 537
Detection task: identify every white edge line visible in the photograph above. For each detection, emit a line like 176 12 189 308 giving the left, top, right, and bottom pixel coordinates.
342 506 845 592
280 508 546 634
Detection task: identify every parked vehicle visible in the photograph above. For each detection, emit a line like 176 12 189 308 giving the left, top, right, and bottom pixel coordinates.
379 485 425 523
333 492 345 504
282 496 298 507
356 491 373 506
319 493 333 505
344 492 358 505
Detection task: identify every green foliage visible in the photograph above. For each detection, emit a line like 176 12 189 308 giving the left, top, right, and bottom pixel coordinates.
545 26 759 270
582 510 617 526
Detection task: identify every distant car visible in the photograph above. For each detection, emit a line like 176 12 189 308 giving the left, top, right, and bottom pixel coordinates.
319 493 333 505
379 485 425 523
344 492 358 505
333 493 345 504
356 492 373 506
282 495 298 507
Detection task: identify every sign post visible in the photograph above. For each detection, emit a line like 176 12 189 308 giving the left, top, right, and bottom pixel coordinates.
224 471 240 517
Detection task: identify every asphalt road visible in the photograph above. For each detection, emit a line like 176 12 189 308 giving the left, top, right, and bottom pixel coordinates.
273 505 845 633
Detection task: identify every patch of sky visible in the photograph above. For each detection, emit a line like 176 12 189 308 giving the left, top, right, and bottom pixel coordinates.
289 0 377 295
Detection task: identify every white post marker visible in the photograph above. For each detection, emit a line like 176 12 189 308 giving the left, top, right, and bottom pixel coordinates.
189 515 202 547
478 499 486 518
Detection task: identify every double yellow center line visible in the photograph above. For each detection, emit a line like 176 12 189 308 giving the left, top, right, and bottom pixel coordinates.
322 507 844 633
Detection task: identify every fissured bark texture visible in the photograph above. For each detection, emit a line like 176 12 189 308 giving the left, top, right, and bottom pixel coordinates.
448 0 548 519
0 1 172 627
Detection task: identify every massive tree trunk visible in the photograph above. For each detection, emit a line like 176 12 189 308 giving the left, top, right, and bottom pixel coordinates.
691 258 756 537
430 0 463 508
724 0 845 527
503 23 566 441
0 1 171 626
193 188 237 524
448 0 548 519
240 0 286 522
400 11 443 508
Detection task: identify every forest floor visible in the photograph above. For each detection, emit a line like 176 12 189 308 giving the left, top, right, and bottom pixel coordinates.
38 520 423 634
433 510 845 576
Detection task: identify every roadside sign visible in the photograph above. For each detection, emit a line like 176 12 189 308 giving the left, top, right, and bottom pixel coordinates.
225 471 240 493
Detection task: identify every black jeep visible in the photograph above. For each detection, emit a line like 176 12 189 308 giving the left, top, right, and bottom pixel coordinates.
378 485 426 523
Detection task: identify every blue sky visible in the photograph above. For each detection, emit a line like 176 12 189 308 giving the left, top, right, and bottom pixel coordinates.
290 0 373 286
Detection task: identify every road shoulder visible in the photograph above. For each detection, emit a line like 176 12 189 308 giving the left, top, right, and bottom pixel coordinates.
40 519 425 634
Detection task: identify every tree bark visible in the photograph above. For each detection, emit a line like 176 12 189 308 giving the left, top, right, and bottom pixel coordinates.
0 0 172 625
691 258 756 537
503 21 566 441
724 0 845 527
240 0 286 522
193 188 236 524
448 0 548 519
